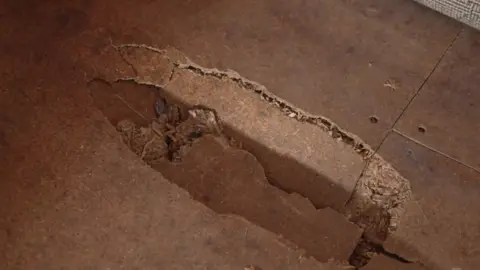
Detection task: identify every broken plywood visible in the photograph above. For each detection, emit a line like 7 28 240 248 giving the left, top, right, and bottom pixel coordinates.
92 43 414 264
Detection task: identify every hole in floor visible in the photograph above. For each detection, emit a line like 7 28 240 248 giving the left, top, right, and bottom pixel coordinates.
87 78 397 267
369 116 379 124
417 125 427 134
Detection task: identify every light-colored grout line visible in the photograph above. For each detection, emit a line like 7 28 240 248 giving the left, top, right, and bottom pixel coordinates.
393 130 480 174
114 93 148 121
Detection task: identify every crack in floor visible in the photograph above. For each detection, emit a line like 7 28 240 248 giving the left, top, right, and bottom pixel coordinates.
94 43 417 268
349 235 414 269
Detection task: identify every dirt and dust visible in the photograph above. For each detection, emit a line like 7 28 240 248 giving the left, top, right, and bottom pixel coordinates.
116 102 227 163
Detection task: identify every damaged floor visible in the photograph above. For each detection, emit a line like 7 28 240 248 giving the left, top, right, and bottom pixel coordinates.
1 0 480 270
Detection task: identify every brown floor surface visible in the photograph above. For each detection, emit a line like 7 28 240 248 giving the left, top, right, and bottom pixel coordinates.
1 0 480 269
0 88 333 270
395 28 480 170
0 2 343 269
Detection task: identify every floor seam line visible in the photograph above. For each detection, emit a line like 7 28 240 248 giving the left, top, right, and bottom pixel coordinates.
346 27 467 207
388 27 464 133
393 129 480 174
368 26 465 159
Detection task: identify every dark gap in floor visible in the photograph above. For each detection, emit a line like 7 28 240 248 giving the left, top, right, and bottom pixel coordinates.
349 234 413 269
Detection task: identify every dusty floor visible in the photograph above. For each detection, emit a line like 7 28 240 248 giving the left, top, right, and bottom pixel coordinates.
1 0 480 269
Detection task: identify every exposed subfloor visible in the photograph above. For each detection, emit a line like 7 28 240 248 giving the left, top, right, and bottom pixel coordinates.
1 0 480 269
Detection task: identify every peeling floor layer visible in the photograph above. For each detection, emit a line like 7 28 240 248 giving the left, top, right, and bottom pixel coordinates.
112 44 413 230
90 45 413 268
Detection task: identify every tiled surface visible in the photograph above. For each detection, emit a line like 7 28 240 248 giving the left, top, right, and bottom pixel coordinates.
87 0 462 147
396 29 480 170
378 132 480 270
